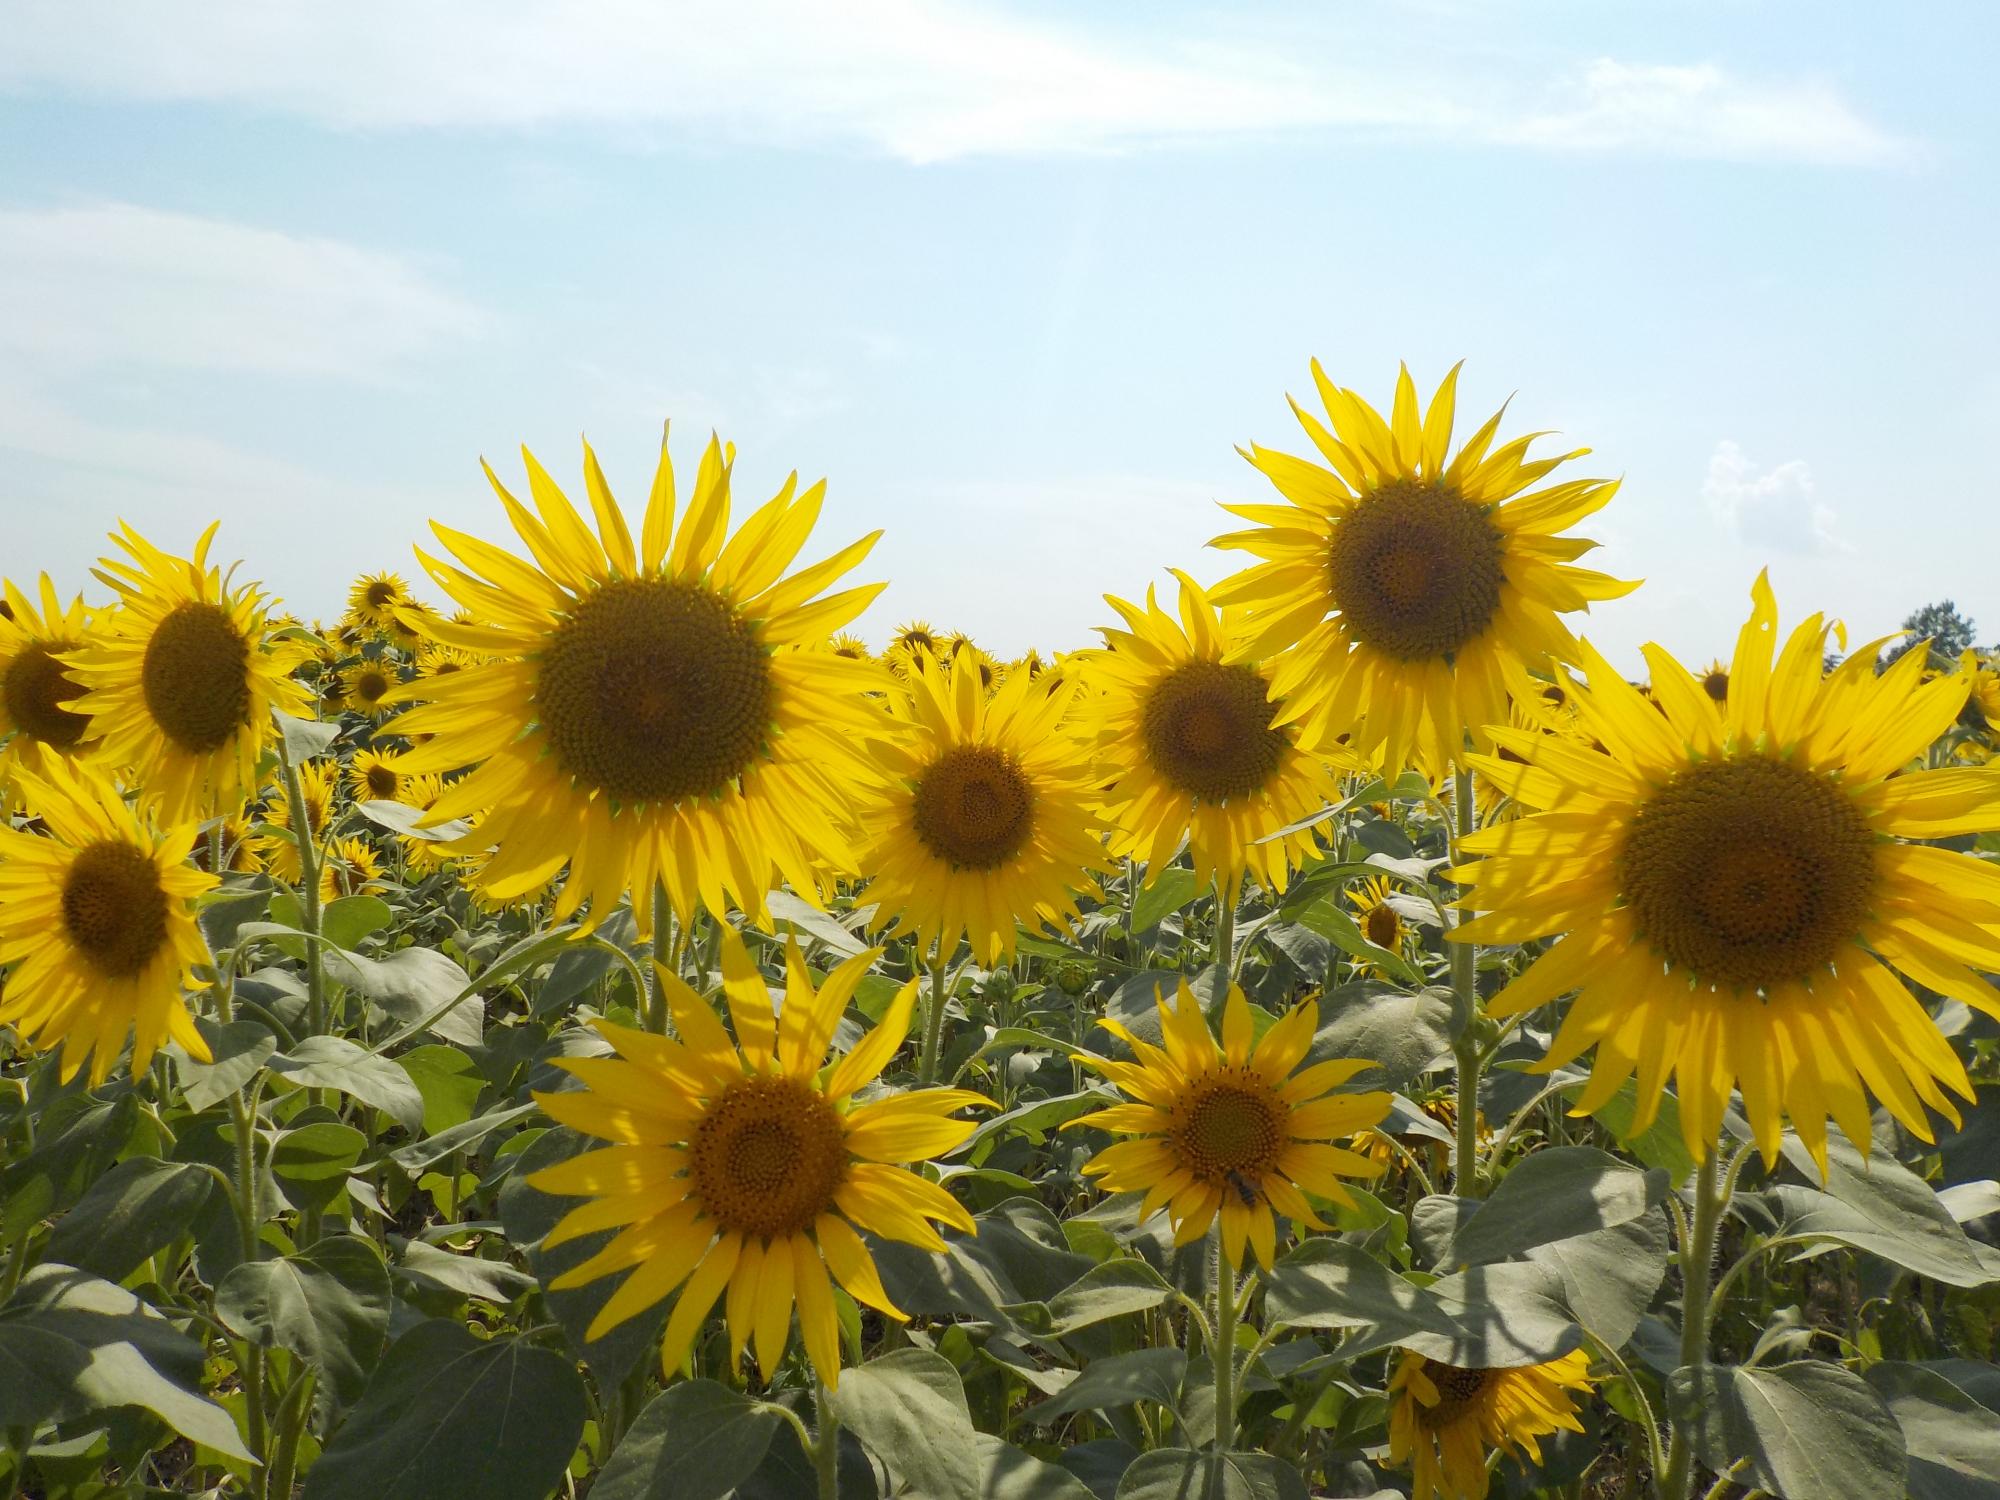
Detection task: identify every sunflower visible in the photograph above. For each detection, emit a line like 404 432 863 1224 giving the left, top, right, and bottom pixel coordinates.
1066 978 1390 1270
828 632 872 661
194 806 264 876
0 752 216 1086
1348 875 1408 959
858 644 1103 964
347 571 411 634
1695 658 1730 704
1452 572 2000 1171
528 925 989 1386
65 524 308 822
348 747 408 804
889 621 939 659
1388 1348 1593 1500
392 772 455 875
1210 361 1632 774
386 429 887 934
1083 572 1347 894
417 641 482 679
1970 663 2000 733
341 659 399 720
256 761 337 886
320 835 380 902
0 576 98 791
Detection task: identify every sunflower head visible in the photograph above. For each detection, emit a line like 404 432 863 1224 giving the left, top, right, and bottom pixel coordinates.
348 747 407 804
528 924 990 1386
1082 571 1349 893
859 642 1104 963
342 658 400 721
1454 571 2000 1172
347 571 411 633
1348 874 1407 955
0 752 217 1085
0 576 99 790
1066 978 1389 1270
1210 361 1634 774
1388 1347 1592 1500
891 621 939 657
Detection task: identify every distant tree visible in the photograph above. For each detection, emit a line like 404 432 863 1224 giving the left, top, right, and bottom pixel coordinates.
1880 599 1977 671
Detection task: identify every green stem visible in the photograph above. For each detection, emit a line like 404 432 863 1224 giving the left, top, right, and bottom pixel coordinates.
1213 872 1237 974
1212 1236 1238 1451
918 945 948 1086
813 1378 841 1500
645 883 670 1034
277 744 328 1039
1449 768 1482 1197
1659 1146 1728 1500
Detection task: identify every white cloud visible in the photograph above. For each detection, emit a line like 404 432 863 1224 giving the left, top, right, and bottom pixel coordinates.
1702 439 1850 554
0 0 1907 167
0 201 485 380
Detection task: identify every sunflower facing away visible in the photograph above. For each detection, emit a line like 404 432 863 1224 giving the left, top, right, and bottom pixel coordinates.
65 524 307 822
1083 572 1348 895
1066 978 1390 1270
1388 1348 1593 1500
387 428 887 933
0 752 216 1086
0 575 98 790
1210 361 1632 775
1453 572 2000 1171
346 571 411 634
529 925 989 1386
858 643 1104 964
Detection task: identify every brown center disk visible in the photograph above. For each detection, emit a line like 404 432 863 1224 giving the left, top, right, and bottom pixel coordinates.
1141 660 1288 802
911 745 1034 869
1171 1071 1285 1189
689 1076 848 1240
1418 1359 1493 1426
141 602 252 753
1326 479 1506 662
62 840 170 978
3 640 91 748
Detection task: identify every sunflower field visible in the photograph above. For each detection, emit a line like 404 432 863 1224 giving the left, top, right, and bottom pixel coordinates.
2 362 1997 1500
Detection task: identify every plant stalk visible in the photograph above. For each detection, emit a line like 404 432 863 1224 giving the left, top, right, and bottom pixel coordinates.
1213 872 1237 974
277 744 329 1039
1449 768 1482 1196
1658 1146 1727 1500
918 943 949 1085
813 1379 841 1500
1213 1237 1239 1451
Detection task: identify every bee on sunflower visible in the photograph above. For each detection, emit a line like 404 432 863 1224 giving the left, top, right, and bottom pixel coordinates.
0 576 98 793
1453 572 2000 1170
1388 1348 1593 1500
0 752 216 1085
1210 361 1632 774
385 428 887 934
528 925 990 1386
1081 571 1350 896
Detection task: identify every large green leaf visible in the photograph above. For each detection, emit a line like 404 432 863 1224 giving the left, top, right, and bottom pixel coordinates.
1021 1348 1187 1425
590 1380 784 1500
276 710 341 761
1525 1211 1669 1350
1263 1239 1457 1347
1417 1261 1581 1368
1007 1259 1174 1339
1130 867 1200 935
42 1157 215 1282
977 1434 1096 1499
268 1035 426 1133
1763 1129 1994 1288
0 1091 138 1239
394 1043 486 1134
827 1348 980 1500
1306 981 1455 1092
322 894 394 950
270 1121 367 1217
304 1320 586 1500
1864 1361 2000 1499
216 1235 391 1421
1291 900 1425 987
179 1018 276 1112
323 946 484 1047
1445 1147 1668 1267
1113 1448 1311 1500
1668 1360 1905 1500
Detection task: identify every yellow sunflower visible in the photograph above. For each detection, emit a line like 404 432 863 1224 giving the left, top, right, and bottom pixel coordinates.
1695 658 1731 705
1083 571 1348 894
1453 572 2000 1171
348 747 408 804
320 835 380 902
347 571 411 634
194 806 264 876
828 632 872 661
341 658 399 721
256 761 337 886
1210 361 1632 774
0 576 98 790
1388 1348 1593 1500
417 641 482 679
393 772 455 874
387 429 887 934
65 524 308 822
1066 978 1390 1270
1348 875 1408 959
528 925 989 1386
1971 662 2000 733
0 752 216 1086
858 643 1104 964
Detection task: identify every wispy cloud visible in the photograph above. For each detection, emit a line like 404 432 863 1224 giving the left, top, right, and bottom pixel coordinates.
0 201 485 380
0 0 1908 167
1702 439 1851 555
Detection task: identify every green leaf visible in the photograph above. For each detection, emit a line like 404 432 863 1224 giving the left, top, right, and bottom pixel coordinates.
1445 1147 1668 1267
1291 899 1425 987
1130 867 1200 934
1264 1239 1457 1343
1022 1348 1187 1424
1421 1261 1581 1367
390 1237 535 1303
268 1035 426 1133
0 1264 252 1460
966 1090 1105 1158
197 882 275 952
1864 1361 2000 1499
1007 1259 1174 1339
179 1018 277 1113
322 894 394 950
827 1348 981 1500
215 1236 391 1422
975 1434 1096 1500
1566 1076 1697 1181
1113 1448 1311 1500
1668 1360 1905 1500
395 1044 486 1135
590 1380 784 1500
765 889 868 957
42 1158 214 1282
276 709 341 762
1766 1129 1995 1288
324 946 484 1047
387 1102 539 1174
0 1092 138 1240
304 1320 586 1500
270 1122 367 1216
356 798 470 843
1307 981 1455 1093
1524 1212 1669 1351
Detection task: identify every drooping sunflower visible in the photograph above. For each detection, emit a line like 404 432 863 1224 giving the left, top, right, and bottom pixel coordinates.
1066 978 1390 1270
387 430 887 934
529 926 989 1386
1210 361 1633 774
0 752 216 1086
65 524 308 822
1453 572 2000 1171
347 571 411 634
858 643 1104 964
1083 571 1348 894
1388 1348 1593 1500
348 747 408 804
256 761 336 885
0 576 98 790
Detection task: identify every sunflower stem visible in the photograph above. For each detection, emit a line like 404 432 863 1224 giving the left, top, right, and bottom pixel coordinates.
645 882 670 1034
1659 1145 1727 1500
918 944 949 1086
1448 768 1482 1197
813 1378 841 1499
277 740 328 1039
1212 1236 1239 1451
1212 872 1237 974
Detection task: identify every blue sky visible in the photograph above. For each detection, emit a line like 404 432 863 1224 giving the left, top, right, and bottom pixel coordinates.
2 0 1996 666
